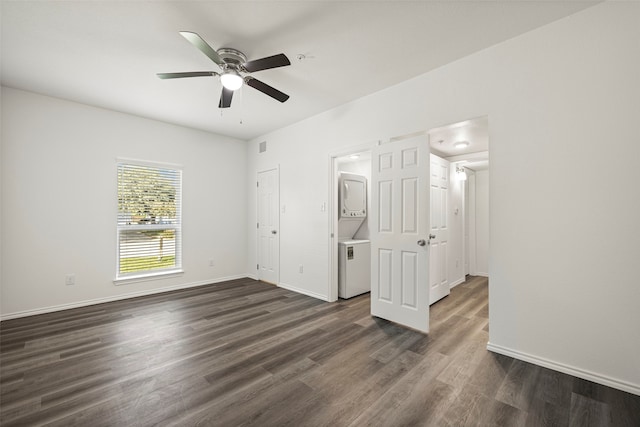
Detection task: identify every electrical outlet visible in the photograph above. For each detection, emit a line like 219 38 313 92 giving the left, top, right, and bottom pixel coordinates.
65 274 75 286
209 258 215 267
299 265 304 274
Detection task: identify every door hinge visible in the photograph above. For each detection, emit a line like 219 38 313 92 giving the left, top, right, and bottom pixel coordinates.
257 181 259 187
257 264 259 269
257 222 259 228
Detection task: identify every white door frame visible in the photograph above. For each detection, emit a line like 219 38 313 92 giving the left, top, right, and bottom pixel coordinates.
257 166 280 285
328 142 375 302
462 171 468 277
466 170 477 276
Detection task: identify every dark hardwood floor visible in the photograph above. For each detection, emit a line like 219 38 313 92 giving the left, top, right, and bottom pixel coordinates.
1 276 638 426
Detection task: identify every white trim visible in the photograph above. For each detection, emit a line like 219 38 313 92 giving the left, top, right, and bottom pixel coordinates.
115 160 183 280
446 150 489 164
462 168 468 276
467 171 477 276
328 154 339 303
487 342 640 396
0 274 248 321
475 272 489 277
449 276 466 289
246 273 259 280
389 129 427 142
278 282 330 302
116 157 183 170
256 166 280 285
113 269 184 285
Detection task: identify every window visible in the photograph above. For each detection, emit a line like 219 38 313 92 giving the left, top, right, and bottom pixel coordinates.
116 161 182 280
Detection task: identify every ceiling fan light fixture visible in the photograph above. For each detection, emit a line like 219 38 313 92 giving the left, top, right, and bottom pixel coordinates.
161 32 291 107
220 70 243 91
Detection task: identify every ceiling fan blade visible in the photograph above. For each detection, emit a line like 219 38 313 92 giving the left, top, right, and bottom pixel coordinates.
179 31 224 67
219 87 233 108
157 71 218 79
243 53 291 73
245 77 289 103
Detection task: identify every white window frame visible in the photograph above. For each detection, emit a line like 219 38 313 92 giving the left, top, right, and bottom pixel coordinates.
114 159 183 283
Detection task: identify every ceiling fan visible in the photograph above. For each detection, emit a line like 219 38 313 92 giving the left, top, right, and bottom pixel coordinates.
157 31 291 108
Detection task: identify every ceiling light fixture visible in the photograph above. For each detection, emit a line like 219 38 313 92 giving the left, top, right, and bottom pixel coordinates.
220 69 243 91
454 141 469 150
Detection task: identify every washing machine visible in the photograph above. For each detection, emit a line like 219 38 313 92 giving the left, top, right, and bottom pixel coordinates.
338 239 371 299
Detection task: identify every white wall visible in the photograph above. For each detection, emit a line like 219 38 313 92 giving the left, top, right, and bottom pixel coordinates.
474 169 490 276
247 3 640 394
1 87 248 318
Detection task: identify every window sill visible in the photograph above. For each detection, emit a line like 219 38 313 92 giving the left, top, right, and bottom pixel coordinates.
113 269 184 286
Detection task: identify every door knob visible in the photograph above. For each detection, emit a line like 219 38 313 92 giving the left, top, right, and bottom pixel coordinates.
271 230 277 234
417 239 426 246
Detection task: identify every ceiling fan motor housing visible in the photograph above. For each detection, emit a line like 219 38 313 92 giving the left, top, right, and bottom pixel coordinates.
217 47 247 71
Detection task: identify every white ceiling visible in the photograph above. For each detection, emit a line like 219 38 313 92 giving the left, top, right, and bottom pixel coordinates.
429 116 488 157
1 1 597 140
428 115 490 171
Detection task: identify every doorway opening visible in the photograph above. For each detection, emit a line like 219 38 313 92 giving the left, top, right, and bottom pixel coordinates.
328 145 373 302
327 120 488 332
427 116 490 305
329 133 432 333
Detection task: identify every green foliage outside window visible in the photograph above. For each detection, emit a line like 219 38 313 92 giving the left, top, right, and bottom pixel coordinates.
117 163 181 275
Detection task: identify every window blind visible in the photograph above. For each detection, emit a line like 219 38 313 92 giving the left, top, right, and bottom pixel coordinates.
116 162 182 278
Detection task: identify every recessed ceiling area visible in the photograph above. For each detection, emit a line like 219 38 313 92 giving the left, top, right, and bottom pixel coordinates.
337 115 490 169
337 151 372 167
0 1 598 140
429 116 489 171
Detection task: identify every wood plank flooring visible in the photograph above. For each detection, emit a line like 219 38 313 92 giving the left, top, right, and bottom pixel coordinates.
1 276 639 426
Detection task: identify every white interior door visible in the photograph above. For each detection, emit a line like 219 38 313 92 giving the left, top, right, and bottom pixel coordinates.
370 135 430 333
257 168 279 284
429 154 450 305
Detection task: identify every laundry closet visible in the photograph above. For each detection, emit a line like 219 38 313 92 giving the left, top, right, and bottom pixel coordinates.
336 154 371 299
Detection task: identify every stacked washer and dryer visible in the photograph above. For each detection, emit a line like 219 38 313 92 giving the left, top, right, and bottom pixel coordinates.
338 172 371 299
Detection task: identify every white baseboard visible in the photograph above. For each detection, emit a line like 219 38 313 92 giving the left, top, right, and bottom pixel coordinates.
449 277 466 289
246 273 258 280
474 272 489 277
0 274 249 321
487 342 640 396
277 282 330 302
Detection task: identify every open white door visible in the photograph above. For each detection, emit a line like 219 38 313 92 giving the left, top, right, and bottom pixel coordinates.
370 135 430 333
429 154 450 304
257 168 279 284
